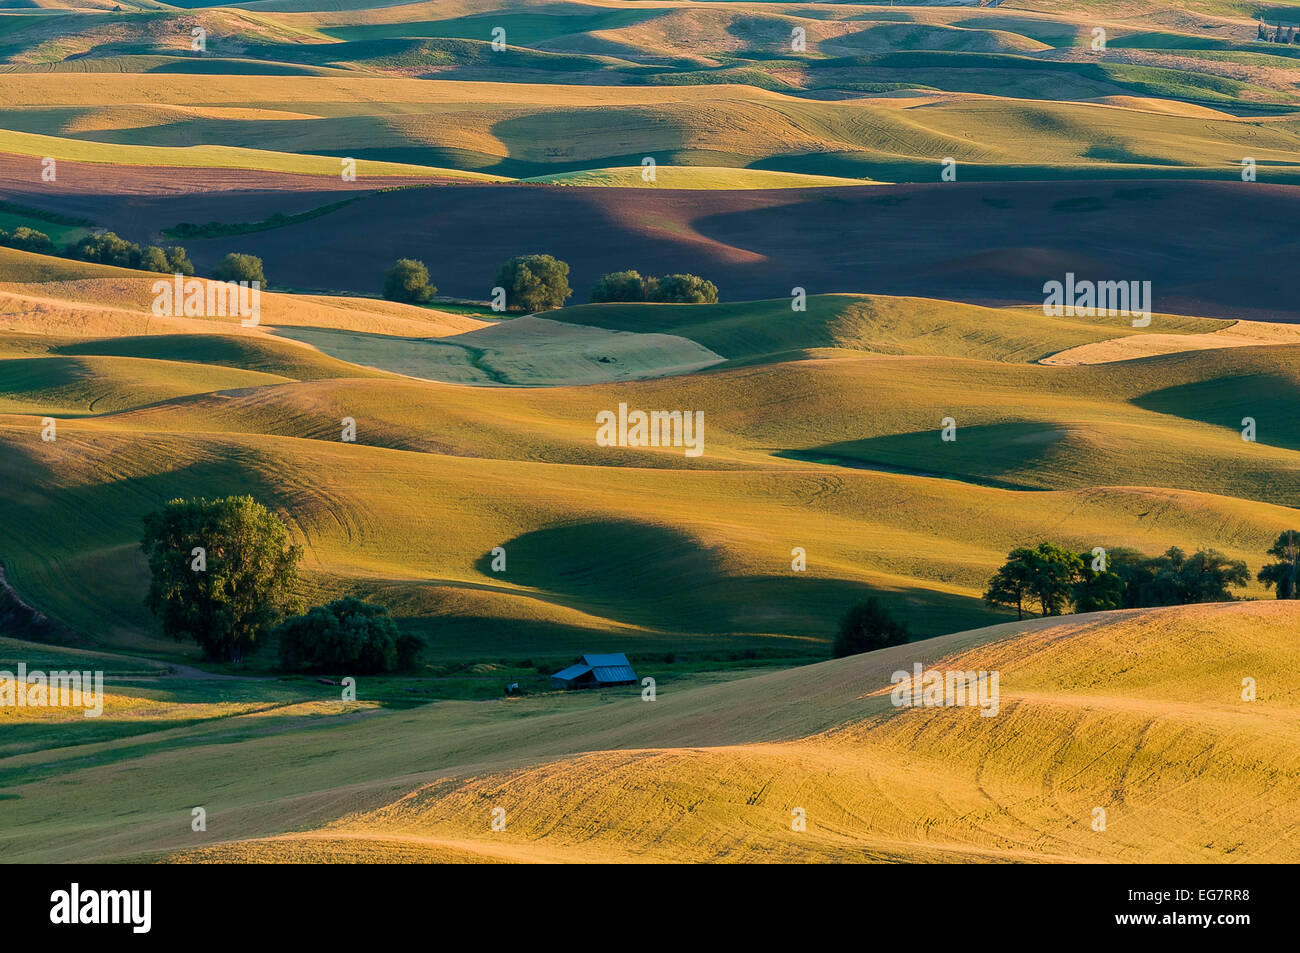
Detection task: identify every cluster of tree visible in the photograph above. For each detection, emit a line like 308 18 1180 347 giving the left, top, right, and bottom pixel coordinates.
382 258 436 304
1259 19 1298 42
276 597 421 674
141 496 419 671
0 224 271 286
377 256 719 312
494 254 572 312
66 231 194 275
0 226 55 254
589 270 719 304
983 541 1261 620
833 597 910 657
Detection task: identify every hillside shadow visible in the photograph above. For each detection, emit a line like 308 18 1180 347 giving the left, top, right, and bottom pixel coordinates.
777 421 1068 490
474 518 999 640
1133 372 1300 451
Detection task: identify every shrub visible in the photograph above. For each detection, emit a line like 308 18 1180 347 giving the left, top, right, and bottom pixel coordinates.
276 597 421 674
833 597 909 657
382 258 435 303
67 231 140 268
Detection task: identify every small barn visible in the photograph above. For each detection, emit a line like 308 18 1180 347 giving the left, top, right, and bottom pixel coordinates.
550 653 637 690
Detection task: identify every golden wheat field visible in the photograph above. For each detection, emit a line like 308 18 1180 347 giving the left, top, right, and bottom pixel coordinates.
0 0 1297 883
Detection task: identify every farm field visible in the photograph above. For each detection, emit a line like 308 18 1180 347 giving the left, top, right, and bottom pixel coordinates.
0 0 1297 871
3 601 1297 863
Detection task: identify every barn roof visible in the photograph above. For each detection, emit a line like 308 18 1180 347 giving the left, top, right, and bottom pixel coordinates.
583 653 636 683
550 653 637 686
551 663 590 682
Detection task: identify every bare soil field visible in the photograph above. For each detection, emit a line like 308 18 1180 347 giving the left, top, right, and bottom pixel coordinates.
0 152 463 236
49 177 1293 321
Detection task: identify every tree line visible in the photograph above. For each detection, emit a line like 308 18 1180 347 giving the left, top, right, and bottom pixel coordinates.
0 225 267 285
382 254 718 310
984 533 1300 620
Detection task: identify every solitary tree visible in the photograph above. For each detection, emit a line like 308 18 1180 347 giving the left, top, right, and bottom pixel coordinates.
833 597 909 657
383 258 436 304
494 254 571 312
141 496 302 662
212 252 266 285
1259 530 1300 599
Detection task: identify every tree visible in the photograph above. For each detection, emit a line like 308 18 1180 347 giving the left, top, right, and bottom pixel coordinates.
648 272 719 303
1102 547 1158 608
213 252 265 285
138 245 170 273
66 231 140 267
984 547 1035 619
276 597 421 674
165 245 195 277
141 496 302 662
1072 552 1125 613
2 226 53 254
1026 543 1084 615
1142 547 1250 605
833 597 909 657
985 542 1083 618
1259 530 1300 599
383 258 436 303
1178 548 1251 602
589 270 647 303
494 254 571 312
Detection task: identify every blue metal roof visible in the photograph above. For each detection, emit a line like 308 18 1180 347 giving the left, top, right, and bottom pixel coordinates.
551 653 637 686
551 664 591 682
584 653 636 683
582 653 632 668
591 666 636 682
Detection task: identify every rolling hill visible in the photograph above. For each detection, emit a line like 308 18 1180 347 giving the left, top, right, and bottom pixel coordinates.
2 601 1295 862
0 0 1296 869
